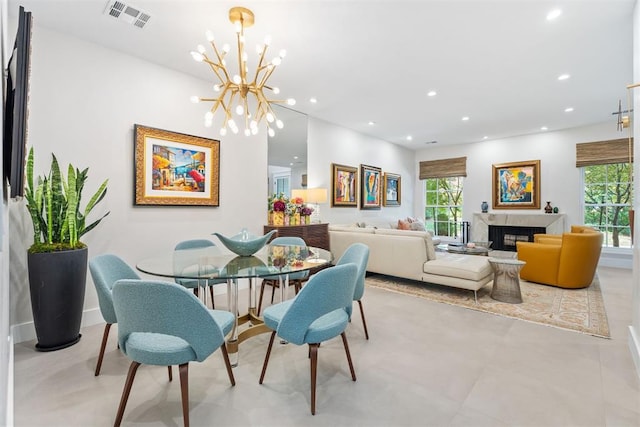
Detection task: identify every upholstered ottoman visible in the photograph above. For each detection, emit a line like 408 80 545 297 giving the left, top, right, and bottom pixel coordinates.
422 253 493 302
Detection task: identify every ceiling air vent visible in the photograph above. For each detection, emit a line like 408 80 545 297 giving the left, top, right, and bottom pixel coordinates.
104 1 151 29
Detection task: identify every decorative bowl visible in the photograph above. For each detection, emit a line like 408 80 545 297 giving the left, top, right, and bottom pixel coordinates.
212 229 277 257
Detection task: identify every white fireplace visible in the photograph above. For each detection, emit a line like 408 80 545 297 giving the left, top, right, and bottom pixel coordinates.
472 213 566 242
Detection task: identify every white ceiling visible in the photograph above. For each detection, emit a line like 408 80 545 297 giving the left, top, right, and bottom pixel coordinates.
7 0 636 165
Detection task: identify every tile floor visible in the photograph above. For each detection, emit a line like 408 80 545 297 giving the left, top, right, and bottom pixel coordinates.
13 266 640 426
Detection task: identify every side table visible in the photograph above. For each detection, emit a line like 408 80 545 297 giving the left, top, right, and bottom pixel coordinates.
488 257 526 304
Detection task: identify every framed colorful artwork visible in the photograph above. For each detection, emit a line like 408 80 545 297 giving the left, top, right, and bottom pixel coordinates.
383 172 401 206
360 164 382 210
134 124 220 206
331 163 358 207
492 160 540 209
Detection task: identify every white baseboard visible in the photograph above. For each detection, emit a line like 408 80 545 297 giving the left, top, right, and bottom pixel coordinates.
629 326 640 382
11 308 103 345
10 280 250 345
6 333 13 427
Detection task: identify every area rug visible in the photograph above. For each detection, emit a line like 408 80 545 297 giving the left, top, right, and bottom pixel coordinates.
366 274 610 338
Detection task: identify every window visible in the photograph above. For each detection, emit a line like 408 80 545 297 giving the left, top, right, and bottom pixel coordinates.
272 173 290 197
582 163 632 248
424 177 463 238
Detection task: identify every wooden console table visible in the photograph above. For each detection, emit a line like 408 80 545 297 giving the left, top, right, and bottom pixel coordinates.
263 223 330 251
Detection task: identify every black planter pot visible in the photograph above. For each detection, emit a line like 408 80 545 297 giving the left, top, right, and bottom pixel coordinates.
27 247 88 351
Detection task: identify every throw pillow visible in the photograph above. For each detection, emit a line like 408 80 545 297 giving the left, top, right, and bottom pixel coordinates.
397 219 411 230
410 221 426 231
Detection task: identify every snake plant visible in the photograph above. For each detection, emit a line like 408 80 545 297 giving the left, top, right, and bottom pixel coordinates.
24 147 110 253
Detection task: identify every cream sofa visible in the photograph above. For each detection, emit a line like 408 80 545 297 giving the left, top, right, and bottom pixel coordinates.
329 225 493 301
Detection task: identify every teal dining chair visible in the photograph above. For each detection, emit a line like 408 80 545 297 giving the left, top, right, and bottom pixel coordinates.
88 254 140 376
335 243 371 339
257 236 310 315
174 239 224 309
259 263 358 415
112 279 235 427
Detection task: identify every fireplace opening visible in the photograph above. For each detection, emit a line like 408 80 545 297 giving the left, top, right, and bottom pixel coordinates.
488 225 546 251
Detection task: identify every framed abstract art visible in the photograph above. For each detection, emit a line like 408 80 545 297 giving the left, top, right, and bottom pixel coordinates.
360 164 382 210
331 163 358 207
492 160 540 209
134 124 220 206
383 172 401 206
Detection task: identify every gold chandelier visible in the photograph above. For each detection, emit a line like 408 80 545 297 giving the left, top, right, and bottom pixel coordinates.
190 7 295 137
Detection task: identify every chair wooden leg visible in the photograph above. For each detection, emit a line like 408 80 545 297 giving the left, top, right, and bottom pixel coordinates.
95 323 112 376
219 343 235 386
270 283 276 304
340 332 357 381
178 363 190 427
209 286 215 309
357 299 369 340
168 366 173 382
257 282 267 316
309 343 320 415
114 361 141 427
259 331 277 384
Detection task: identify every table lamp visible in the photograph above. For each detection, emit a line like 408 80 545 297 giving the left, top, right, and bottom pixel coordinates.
306 188 328 223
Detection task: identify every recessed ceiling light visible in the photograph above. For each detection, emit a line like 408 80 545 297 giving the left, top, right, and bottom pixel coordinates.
558 74 570 81
483 136 488 140
462 116 470 121
368 121 375 126
289 162 293 166
406 135 413 141
541 126 548 131
427 90 437 97
293 156 298 160
547 8 562 21
564 107 574 113
309 97 317 103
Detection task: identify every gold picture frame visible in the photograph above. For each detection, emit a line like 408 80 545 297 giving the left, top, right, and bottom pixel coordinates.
492 160 540 209
134 124 220 206
331 163 358 207
360 164 382 210
383 172 401 206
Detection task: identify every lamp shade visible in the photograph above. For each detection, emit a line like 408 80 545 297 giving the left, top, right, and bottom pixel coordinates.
306 188 328 204
291 189 308 201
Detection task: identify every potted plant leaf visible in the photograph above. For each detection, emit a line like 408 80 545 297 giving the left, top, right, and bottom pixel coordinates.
24 147 109 351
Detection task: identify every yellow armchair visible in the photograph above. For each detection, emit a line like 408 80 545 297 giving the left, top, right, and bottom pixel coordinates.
516 226 603 289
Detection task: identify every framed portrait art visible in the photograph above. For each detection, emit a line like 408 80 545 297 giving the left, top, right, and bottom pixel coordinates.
331 163 358 207
383 172 401 206
360 164 382 210
492 160 540 209
134 124 220 206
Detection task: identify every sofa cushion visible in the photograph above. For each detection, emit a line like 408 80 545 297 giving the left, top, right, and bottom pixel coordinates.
329 225 375 234
423 254 492 281
375 228 436 260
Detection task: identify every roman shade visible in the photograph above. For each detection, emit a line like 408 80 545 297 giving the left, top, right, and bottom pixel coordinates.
575 138 634 167
419 157 467 180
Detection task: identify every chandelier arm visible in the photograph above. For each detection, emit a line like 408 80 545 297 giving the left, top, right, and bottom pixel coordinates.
202 60 228 86
236 29 248 84
258 66 277 89
209 42 232 82
252 45 269 85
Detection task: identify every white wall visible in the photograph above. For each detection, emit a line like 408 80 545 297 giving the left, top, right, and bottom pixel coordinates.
629 0 640 381
1 0 12 424
414 122 624 230
9 26 268 338
306 117 415 225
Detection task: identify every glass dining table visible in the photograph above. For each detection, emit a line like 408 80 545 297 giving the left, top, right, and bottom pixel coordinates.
136 243 333 366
